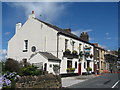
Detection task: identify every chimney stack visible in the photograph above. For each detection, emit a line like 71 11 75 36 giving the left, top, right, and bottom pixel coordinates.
64 28 71 32
16 23 22 34
80 32 89 42
28 11 35 19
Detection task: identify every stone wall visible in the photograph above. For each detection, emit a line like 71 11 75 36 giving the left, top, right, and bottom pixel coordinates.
15 73 62 88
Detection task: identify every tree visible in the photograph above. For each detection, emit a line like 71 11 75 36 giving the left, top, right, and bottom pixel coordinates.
5 58 20 73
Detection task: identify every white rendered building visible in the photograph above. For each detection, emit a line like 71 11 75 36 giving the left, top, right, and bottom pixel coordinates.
8 11 94 75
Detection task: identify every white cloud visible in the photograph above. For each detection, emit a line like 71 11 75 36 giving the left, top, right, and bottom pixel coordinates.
72 29 93 37
0 49 7 55
2 0 120 2
11 2 66 23
106 37 111 40
0 49 7 61
89 37 94 41
99 44 107 49
105 32 109 35
4 32 10 35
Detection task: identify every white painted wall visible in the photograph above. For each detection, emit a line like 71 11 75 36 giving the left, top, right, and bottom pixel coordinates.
8 13 95 75
8 14 58 62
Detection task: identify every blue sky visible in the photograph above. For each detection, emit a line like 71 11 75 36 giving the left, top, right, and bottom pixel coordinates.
1 2 118 58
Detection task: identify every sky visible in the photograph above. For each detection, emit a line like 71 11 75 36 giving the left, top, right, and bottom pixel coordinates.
1 2 118 60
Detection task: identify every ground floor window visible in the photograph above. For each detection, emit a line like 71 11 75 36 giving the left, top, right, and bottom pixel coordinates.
87 62 90 68
75 62 77 68
22 58 27 67
44 63 47 71
84 62 86 69
67 60 72 68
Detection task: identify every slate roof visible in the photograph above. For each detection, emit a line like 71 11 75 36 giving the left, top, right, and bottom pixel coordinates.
39 52 61 61
29 51 61 61
35 18 94 46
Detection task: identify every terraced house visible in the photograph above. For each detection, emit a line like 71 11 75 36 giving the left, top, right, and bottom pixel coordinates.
8 11 95 75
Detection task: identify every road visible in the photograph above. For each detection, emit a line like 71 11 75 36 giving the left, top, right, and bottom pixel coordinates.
68 73 120 89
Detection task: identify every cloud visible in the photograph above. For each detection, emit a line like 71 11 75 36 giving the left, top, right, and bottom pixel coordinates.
99 44 107 49
105 32 109 35
72 29 93 37
106 37 111 40
11 2 67 23
4 32 10 35
2 0 120 2
0 49 7 55
89 37 94 41
0 49 7 61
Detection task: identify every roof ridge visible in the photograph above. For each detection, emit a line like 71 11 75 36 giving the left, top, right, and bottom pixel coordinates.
35 18 94 46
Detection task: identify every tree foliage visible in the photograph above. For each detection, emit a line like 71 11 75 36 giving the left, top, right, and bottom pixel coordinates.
4 58 20 73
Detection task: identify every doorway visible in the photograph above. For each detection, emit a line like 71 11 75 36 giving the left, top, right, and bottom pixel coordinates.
78 63 81 75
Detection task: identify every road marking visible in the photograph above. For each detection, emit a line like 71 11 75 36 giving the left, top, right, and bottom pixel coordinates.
112 80 120 88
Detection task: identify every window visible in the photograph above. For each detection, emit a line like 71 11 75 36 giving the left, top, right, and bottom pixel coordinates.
75 62 77 68
79 43 82 53
87 62 90 68
65 39 68 50
50 64 52 68
67 60 72 68
72 41 75 51
84 62 86 69
23 40 28 52
22 59 27 67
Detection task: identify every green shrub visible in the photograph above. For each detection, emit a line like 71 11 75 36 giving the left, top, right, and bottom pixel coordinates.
70 68 75 71
66 68 75 72
20 65 42 76
53 64 60 71
79 51 83 57
4 58 20 73
72 50 78 55
65 49 71 54
66 68 70 71
86 67 92 71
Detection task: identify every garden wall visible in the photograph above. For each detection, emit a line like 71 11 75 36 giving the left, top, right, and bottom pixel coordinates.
15 73 62 88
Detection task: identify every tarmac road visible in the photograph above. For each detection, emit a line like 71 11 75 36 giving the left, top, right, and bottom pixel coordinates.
68 73 119 89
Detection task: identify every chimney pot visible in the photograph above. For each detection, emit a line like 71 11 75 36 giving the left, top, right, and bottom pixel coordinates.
32 11 34 14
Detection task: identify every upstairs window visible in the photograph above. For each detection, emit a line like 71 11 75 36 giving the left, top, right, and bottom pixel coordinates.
72 41 75 51
79 43 82 53
65 39 68 50
23 40 28 52
75 62 77 68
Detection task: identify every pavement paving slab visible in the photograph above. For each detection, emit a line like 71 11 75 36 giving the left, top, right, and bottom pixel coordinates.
62 74 96 87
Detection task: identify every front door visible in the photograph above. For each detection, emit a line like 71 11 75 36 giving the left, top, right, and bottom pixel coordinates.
78 63 81 75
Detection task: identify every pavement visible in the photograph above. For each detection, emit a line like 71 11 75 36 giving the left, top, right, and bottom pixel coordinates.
61 74 96 87
62 73 120 89
68 73 119 88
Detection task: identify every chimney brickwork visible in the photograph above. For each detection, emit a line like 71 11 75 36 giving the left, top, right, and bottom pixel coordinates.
80 32 89 42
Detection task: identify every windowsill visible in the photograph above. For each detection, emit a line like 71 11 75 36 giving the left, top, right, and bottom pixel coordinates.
23 50 28 52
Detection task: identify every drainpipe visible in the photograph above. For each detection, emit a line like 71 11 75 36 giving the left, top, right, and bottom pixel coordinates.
57 32 60 75
57 33 59 58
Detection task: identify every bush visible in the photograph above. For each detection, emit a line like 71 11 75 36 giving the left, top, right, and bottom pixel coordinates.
53 64 60 71
65 49 71 54
86 67 92 71
20 65 43 76
72 50 78 55
4 58 20 73
70 68 75 71
79 51 83 57
66 68 75 72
